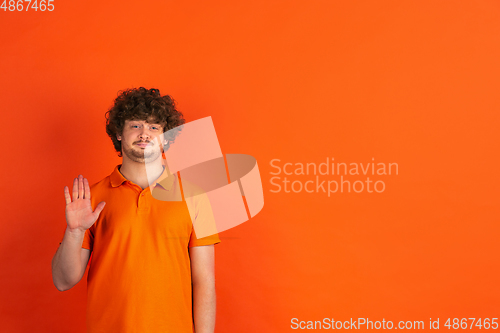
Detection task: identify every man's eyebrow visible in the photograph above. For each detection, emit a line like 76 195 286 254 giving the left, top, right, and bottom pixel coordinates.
127 119 162 126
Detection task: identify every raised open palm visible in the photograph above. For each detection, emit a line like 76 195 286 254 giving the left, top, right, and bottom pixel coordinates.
64 175 106 232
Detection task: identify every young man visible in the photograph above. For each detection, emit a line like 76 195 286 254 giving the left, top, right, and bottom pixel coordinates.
51 87 220 333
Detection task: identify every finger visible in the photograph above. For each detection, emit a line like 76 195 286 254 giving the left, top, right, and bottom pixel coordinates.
83 178 91 200
72 177 78 201
93 202 106 218
78 175 84 199
64 186 71 205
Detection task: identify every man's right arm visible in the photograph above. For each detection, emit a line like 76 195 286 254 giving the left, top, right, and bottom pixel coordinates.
51 175 105 292
51 228 91 291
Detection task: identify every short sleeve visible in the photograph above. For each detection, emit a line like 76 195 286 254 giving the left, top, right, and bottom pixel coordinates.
189 227 220 247
188 192 221 247
82 226 94 251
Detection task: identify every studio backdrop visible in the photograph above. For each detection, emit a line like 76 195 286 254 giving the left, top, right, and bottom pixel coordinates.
1 1 499 332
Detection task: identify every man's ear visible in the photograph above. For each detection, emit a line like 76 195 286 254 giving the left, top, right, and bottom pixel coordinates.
117 134 121 141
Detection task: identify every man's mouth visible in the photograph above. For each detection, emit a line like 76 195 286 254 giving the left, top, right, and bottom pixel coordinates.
136 142 150 148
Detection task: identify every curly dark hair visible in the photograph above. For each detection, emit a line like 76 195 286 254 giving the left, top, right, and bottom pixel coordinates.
105 87 185 157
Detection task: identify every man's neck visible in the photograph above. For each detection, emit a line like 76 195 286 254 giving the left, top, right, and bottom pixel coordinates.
119 157 165 190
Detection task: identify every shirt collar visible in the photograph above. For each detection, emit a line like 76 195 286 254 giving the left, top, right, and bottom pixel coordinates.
110 164 175 191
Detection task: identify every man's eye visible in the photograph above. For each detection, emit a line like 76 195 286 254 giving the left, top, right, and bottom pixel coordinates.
151 126 158 130
132 125 139 128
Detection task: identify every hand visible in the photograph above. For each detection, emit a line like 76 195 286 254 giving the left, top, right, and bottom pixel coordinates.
64 175 106 233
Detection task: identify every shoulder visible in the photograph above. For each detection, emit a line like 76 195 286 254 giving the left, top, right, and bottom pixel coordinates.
180 177 208 200
88 175 116 205
182 179 212 214
90 175 112 193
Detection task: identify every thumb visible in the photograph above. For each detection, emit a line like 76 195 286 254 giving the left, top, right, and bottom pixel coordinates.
93 201 106 217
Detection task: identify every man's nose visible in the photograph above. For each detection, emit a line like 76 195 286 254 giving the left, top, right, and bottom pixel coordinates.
139 127 151 140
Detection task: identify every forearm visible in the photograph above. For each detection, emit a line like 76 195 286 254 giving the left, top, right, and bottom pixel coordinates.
192 279 216 333
51 227 85 291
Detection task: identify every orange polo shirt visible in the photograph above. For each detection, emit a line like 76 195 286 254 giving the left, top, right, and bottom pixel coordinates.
82 164 220 333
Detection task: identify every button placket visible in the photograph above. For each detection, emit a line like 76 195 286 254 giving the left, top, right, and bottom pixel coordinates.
138 189 150 211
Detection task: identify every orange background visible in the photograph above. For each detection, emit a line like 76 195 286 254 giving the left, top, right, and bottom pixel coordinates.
1 1 499 332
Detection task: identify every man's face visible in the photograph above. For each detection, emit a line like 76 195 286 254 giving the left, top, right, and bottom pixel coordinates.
117 118 165 164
